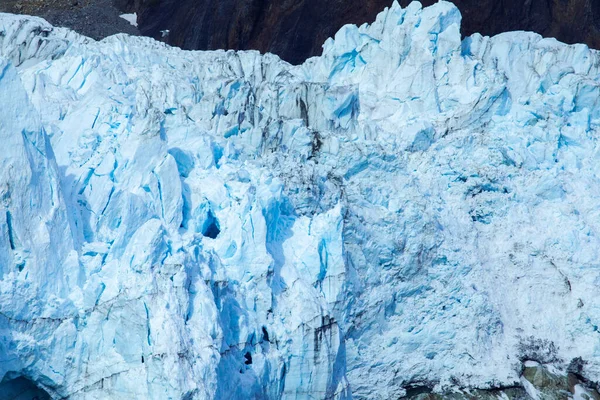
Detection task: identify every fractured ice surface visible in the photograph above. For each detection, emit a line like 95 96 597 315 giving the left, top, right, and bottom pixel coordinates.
2 1 600 398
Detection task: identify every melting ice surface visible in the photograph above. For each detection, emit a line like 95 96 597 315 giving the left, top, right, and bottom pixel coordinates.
2 1 600 398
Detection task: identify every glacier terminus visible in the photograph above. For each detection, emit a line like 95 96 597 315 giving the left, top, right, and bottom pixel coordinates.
2 1 600 399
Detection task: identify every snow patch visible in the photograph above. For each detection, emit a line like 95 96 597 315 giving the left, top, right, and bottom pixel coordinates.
119 12 137 27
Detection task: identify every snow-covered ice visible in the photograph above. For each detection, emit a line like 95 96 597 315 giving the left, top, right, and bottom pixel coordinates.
2 1 600 398
119 13 138 28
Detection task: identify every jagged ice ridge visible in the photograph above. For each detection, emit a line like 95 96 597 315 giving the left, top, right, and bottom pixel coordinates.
1 1 600 398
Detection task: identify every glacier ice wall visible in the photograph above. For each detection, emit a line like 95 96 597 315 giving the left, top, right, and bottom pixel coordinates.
2 1 600 398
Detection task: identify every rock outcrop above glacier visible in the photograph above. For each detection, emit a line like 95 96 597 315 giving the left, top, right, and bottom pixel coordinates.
125 0 600 65
2 1 600 398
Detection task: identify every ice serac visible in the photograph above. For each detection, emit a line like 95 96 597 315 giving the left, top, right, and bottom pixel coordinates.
1 1 600 399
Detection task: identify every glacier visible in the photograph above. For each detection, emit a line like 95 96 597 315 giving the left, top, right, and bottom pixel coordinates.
2 1 600 398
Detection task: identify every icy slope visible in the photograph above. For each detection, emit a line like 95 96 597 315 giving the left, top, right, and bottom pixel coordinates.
2 1 600 398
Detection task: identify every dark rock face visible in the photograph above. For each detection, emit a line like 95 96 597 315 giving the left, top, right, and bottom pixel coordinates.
0 0 139 41
125 0 600 65
128 0 391 65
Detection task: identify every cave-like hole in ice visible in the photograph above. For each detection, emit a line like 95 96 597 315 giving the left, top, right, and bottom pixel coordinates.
262 326 270 342
201 209 220 239
244 351 252 365
0 376 51 400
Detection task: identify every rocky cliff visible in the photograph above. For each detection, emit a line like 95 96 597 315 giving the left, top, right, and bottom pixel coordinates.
126 0 600 64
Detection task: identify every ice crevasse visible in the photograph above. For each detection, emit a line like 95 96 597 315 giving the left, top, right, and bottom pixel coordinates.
2 1 600 399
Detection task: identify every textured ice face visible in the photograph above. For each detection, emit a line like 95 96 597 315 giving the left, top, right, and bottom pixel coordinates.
2 1 600 398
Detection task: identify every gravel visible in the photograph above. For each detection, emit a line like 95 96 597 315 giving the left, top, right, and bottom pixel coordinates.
0 0 139 40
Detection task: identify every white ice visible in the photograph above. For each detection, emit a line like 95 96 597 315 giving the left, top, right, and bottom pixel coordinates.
119 13 138 28
1 1 600 399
